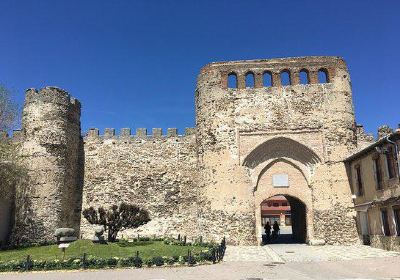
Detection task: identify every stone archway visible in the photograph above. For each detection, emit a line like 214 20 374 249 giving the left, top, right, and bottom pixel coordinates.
260 195 307 243
253 158 314 244
241 136 321 245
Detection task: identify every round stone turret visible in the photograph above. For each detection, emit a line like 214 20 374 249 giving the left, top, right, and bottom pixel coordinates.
12 87 82 243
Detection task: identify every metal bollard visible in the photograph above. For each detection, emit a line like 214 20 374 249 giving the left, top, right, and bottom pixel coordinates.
25 255 31 271
83 252 87 269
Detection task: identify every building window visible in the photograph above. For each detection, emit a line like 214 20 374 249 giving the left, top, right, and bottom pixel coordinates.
228 73 238 88
285 215 291 226
266 215 280 224
380 209 391 236
273 203 279 207
318 68 329 83
282 203 288 206
281 70 291 86
385 146 397 179
245 72 255 88
355 165 363 196
299 69 309 84
394 207 400 236
373 156 383 190
263 71 272 87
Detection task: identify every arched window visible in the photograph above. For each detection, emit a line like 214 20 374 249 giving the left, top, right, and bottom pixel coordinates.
246 72 255 88
281 70 291 86
228 73 238 88
263 71 272 87
299 70 309 84
318 69 329 83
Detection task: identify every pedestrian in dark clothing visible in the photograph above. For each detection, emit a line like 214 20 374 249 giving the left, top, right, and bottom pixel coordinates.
272 221 280 240
264 222 271 243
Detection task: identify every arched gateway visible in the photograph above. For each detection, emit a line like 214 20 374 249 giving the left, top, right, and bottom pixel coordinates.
244 137 319 244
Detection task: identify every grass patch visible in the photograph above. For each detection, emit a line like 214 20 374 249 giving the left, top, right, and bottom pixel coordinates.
0 240 207 262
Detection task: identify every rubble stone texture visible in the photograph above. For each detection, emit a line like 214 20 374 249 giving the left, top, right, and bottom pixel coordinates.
377 125 394 140
9 87 83 243
6 56 363 245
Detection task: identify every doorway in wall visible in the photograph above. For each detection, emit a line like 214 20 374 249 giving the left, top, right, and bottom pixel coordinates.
261 195 306 244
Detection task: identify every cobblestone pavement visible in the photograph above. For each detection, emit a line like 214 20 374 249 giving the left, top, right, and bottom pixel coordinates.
224 244 400 263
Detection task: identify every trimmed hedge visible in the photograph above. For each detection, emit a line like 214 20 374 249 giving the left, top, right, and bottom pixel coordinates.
0 236 224 272
0 251 214 272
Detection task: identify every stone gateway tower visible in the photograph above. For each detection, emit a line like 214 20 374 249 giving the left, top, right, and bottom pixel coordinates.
195 56 358 245
8 56 359 245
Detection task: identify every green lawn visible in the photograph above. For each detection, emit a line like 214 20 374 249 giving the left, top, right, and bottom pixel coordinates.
0 240 208 262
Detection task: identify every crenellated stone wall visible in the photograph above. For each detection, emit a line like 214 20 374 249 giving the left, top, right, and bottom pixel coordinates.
7 56 368 246
80 128 198 240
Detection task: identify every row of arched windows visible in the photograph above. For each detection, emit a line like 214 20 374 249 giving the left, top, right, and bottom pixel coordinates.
227 69 329 89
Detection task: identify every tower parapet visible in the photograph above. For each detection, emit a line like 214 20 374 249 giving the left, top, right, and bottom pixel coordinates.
12 87 82 243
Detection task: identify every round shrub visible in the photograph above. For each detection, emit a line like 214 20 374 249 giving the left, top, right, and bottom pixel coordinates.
153 256 164 266
165 257 175 265
44 259 61 270
106 257 118 267
163 238 171 245
145 257 154 267
119 258 131 267
33 260 47 270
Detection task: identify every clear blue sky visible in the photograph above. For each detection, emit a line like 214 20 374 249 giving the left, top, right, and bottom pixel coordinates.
0 0 399 135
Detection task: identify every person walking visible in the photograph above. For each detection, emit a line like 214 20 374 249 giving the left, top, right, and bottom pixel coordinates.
272 221 280 240
264 221 271 243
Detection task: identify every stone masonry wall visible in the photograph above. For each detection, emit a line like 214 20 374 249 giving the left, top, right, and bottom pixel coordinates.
80 128 198 240
195 56 359 245
8 56 363 246
11 87 82 243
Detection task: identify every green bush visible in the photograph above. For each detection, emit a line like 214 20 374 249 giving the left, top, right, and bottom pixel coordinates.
119 256 142 267
106 257 118 267
163 238 171 245
118 258 131 267
145 257 154 267
153 256 164 266
165 257 175 265
188 257 196 266
44 259 61 270
178 256 185 265
33 260 46 270
118 238 129 247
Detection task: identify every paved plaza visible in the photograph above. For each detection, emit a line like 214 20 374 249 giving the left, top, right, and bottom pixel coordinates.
225 242 400 263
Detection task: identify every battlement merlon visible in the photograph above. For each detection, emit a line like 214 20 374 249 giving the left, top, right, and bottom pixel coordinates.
84 127 196 139
24 87 81 111
197 56 348 89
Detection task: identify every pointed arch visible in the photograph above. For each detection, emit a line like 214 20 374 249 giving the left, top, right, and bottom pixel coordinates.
243 137 321 169
255 158 309 190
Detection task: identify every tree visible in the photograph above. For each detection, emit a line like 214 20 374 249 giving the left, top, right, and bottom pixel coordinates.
0 83 20 132
0 82 22 199
83 203 151 242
